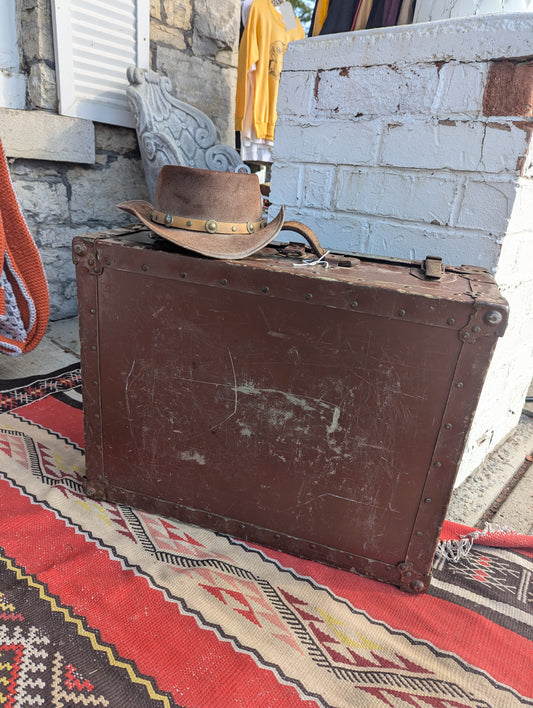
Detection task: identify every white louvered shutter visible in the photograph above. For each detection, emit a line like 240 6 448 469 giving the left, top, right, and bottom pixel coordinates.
51 0 149 128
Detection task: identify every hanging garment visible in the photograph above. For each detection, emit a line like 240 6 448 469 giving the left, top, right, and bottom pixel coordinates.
309 0 330 36
366 0 402 27
365 0 386 27
236 0 305 149
319 0 360 34
240 68 275 162
382 0 402 26
0 139 49 356
350 0 372 31
396 0 416 24
240 0 275 161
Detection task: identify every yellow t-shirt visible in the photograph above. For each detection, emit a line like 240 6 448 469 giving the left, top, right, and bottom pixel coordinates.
236 0 305 142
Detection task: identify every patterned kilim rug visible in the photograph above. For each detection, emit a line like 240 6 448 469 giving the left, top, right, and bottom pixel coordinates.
0 364 532 708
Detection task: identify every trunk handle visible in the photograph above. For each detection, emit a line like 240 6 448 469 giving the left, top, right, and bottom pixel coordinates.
281 221 326 259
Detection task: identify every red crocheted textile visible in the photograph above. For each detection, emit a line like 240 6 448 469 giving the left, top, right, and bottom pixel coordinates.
0 138 49 355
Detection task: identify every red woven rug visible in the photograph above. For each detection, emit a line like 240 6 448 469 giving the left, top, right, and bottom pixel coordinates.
0 364 532 707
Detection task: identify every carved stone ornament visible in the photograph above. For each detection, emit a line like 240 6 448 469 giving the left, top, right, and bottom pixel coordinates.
126 67 250 202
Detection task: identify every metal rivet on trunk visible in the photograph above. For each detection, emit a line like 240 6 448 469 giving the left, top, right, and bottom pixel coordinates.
305 293 313 300
398 309 406 317
434 461 442 468
424 498 432 504
262 286 269 293
456 381 464 388
447 317 455 325
445 423 452 429
350 301 358 309
141 264 148 271
180 272 186 278
485 310 503 325
221 278 228 285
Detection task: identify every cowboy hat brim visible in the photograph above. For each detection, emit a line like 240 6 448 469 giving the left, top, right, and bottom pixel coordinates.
117 200 285 260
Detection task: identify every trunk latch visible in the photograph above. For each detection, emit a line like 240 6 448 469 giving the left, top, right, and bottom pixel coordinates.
422 255 444 280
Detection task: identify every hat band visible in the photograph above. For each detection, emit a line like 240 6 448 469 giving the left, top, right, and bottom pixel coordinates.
150 209 266 235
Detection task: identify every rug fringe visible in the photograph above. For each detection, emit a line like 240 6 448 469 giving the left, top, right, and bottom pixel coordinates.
436 522 515 563
435 537 475 562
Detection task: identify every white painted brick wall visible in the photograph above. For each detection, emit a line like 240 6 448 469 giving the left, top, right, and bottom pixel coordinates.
334 167 458 225
301 165 335 209
508 180 533 234
379 120 486 171
273 119 381 165
455 178 516 231
315 66 440 116
275 71 315 117
432 62 488 117
281 14 533 71
480 123 532 173
270 13 533 486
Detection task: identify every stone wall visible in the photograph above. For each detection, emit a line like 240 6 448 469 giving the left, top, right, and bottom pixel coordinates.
269 14 533 484
150 0 240 146
7 125 146 318
1 0 240 319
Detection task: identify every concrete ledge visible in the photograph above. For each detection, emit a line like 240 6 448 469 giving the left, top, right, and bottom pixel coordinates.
284 14 533 71
447 411 533 527
0 108 95 164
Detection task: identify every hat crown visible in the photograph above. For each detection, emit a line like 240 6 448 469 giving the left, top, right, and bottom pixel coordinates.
117 164 285 260
155 165 263 222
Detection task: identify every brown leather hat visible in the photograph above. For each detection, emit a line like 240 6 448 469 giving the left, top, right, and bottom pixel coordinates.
118 165 285 259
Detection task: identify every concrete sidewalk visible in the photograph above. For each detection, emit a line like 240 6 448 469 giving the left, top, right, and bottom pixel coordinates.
3 317 532 534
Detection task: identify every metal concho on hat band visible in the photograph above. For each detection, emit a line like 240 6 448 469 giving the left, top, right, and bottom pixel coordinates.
150 209 266 235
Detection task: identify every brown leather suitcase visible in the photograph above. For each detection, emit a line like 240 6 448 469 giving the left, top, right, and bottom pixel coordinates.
73 224 508 593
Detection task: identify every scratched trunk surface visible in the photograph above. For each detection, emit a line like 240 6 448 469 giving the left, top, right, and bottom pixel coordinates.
73 225 508 592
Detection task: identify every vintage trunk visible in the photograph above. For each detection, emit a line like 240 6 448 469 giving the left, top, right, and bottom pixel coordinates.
73 224 508 593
